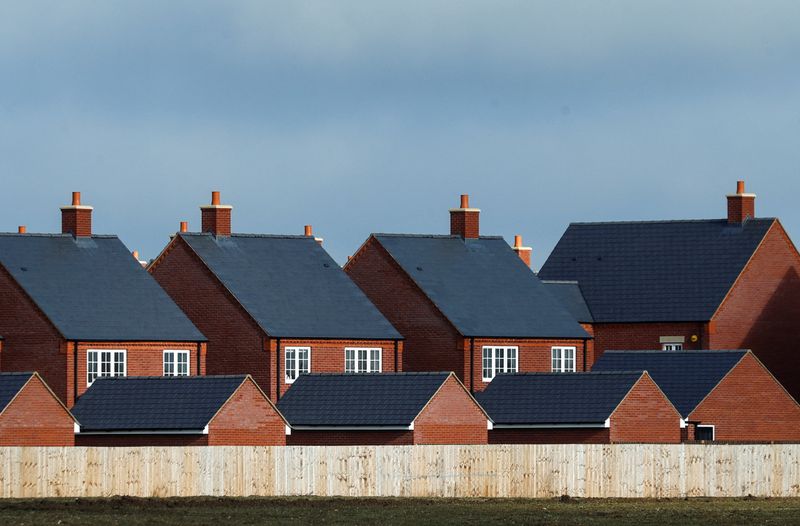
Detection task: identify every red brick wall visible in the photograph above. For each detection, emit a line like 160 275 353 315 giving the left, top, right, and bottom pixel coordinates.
581 323 595 367
609 374 682 444
0 265 68 403
208 379 286 446
590 322 708 365
710 222 800 400
61 208 92 237
413 376 487 444
345 237 463 377
470 338 588 392
76 434 209 446
688 353 800 441
489 428 610 444
450 210 479 238
0 375 74 446
287 430 413 446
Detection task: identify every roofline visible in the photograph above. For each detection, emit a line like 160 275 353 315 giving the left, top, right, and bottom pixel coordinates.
463 334 592 340
602 349 749 354
0 262 66 340
609 371 684 423
491 423 608 429
566 217 778 226
207 374 290 428
410 372 493 425
288 425 413 431
76 429 206 435
371 233 505 240
65 337 208 343
0 372 79 425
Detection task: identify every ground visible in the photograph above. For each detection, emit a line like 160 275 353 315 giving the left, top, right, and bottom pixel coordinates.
1 497 800 525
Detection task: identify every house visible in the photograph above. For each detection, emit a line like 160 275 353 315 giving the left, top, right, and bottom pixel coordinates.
592 350 800 442
0 372 77 446
345 195 590 392
541 280 596 364
71 375 288 446
148 192 403 402
277 372 491 445
538 181 800 399
0 193 207 407
476 372 682 444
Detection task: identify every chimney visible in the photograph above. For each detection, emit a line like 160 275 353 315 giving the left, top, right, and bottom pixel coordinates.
180 221 188 233
17 226 26 234
512 235 533 267
304 224 323 246
727 180 756 224
61 191 93 237
200 191 232 236
449 194 480 238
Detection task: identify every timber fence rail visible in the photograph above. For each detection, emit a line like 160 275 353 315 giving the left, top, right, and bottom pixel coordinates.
1 444 799 498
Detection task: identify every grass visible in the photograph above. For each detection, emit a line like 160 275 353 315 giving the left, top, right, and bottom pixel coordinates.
1 496 799 525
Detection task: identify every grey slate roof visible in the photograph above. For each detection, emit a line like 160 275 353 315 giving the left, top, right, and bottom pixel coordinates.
0 373 34 413
475 372 645 425
372 235 589 338
179 233 401 339
592 350 748 417
0 234 205 341
71 376 252 432
277 372 453 427
538 219 775 323
541 281 593 323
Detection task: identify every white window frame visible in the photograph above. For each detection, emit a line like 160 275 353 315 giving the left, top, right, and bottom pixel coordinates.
344 347 382 373
551 346 577 373
482 346 518 382
695 424 715 441
662 343 683 351
285 346 311 383
87 349 127 386
163 350 191 377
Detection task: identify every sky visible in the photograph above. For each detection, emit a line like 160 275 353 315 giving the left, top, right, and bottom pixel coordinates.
2 1 799 267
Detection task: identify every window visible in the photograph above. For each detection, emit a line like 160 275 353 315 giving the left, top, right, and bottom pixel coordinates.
695 425 715 441
662 343 683 351
551 347 577 372
345 348 382 373
482 346 518 381
87 350 126 386
163 350 191 376
285 347 310 383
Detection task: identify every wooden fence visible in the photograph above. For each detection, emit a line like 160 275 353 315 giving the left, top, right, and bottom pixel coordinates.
1 444 799 498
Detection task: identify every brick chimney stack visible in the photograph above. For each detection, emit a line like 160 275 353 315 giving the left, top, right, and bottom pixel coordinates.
200 191 232 237
304 225 324 246
727 180 756 224
61 192 93 237
450 194 480 238
512 235 533 268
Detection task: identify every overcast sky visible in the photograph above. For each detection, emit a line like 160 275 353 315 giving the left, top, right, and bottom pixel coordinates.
2 1 799 266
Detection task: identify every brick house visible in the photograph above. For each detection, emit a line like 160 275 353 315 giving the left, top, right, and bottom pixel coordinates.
538 181 800 400
277 372 491 445
72 375 288 446
0 372 77 446
0 193 206 407
476 372 682 444
148 192 403 402
593 350 800 442
345 195 590 392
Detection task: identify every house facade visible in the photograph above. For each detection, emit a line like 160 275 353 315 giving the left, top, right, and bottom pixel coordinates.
0 372 77 446
148 192 403 402
0 193 207 407
345 195 590 392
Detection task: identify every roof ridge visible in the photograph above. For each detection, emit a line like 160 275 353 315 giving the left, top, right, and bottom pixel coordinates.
603 349 748 354
180 233 310 239
302 372 450 377
0 233 118 239
569 218 776 226
500 371 644 376
374 233 505 240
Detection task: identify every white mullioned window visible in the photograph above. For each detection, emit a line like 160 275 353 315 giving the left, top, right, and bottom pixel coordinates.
345 348 382 373
662 343 683 351
285 347 311 383
551 346 577 372
87 349 126 386
482 346 518 381
163 350 191 376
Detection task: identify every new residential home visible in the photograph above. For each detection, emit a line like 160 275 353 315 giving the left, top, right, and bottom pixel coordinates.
0 372 77 446
476 372 682 444
538 181 800 399
592 350 800 442
0 193 206 407
345 195 590 392
148 192 403 402
277 372 491 445
72 375 288 446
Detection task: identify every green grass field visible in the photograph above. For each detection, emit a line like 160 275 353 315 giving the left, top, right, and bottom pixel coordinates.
1 497 800 525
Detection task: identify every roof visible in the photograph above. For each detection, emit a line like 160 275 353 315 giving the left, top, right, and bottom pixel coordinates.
541 281 593 323
178 233 401 339
0 373 34 413
538 219 775 322
475 372 644 425
370 235 589 338
71 376 251 432
591 350 747 417
0 234 205 341
277 372 453 427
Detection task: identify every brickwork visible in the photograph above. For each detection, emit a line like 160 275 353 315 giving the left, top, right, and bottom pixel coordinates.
287 430 413 446
413 376 488 444
208 378 286 446
0 374 74 446
60 208 92 237
450 210 479 238
688 353 800 442
727 195 755 224
609 373 682 444
201 207 232 237
489 428 610 444
590 322 708 365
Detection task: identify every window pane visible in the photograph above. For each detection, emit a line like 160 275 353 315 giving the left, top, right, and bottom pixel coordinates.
358 349 367 373
101 351 111 377
565 348 575 372
298 349 309 374
370 349 381 373
164 352 174 376
285 349 296 380
88 351 98 384
551 348 561 372
114 352 125 376
482 348 492 380
345 349 355 373
178 352 188 376
495 347 504 374
508 348 518 373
